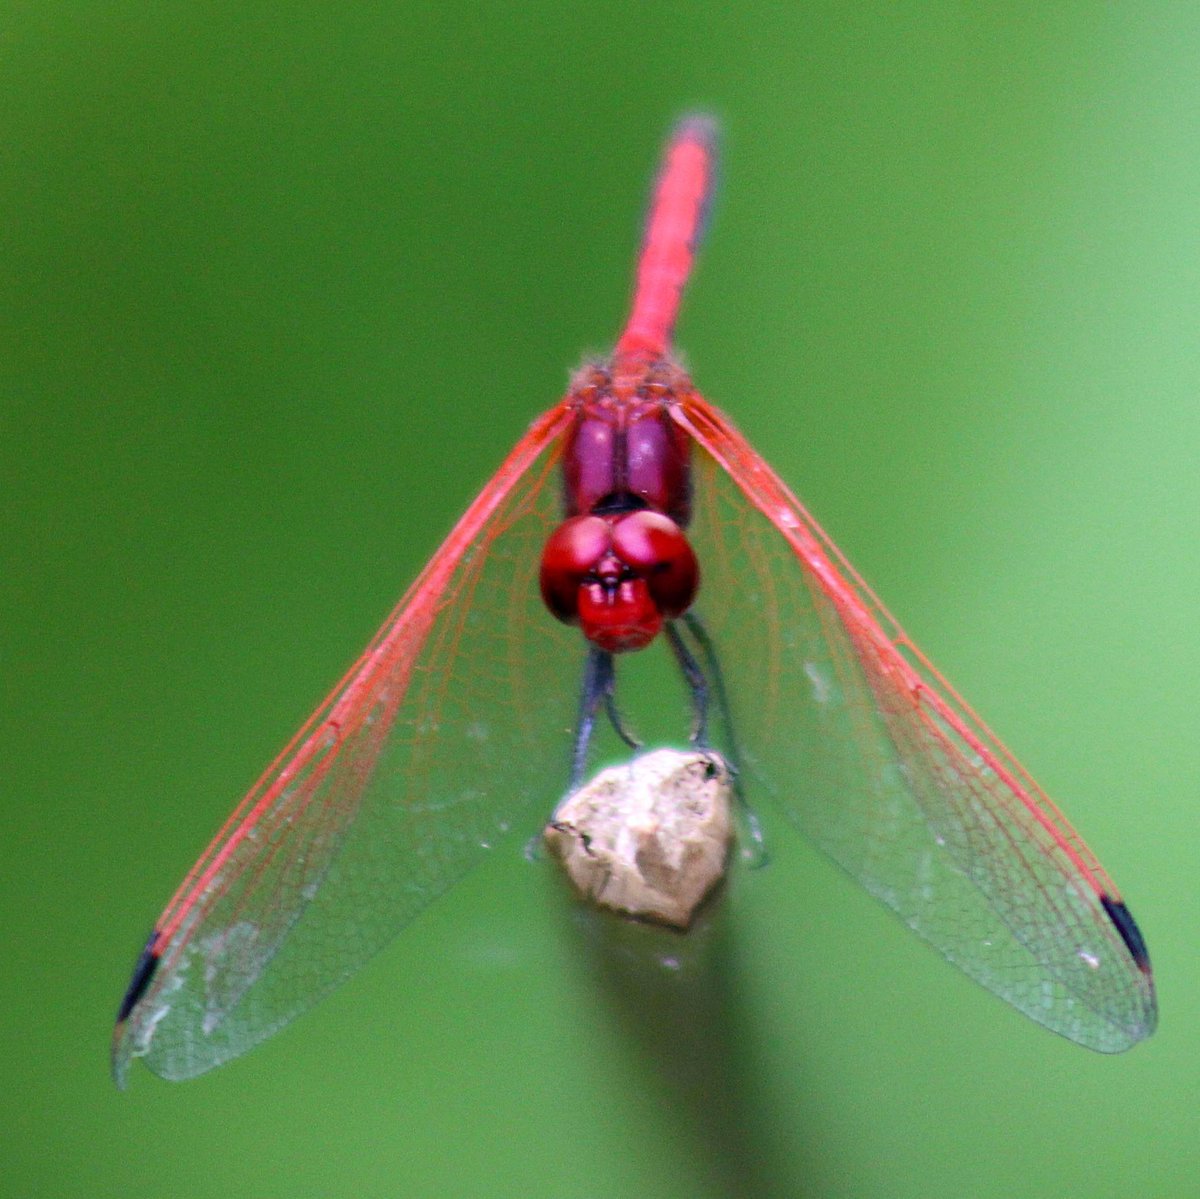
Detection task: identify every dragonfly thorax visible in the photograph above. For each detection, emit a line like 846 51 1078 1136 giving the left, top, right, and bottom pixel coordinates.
560 359 693 524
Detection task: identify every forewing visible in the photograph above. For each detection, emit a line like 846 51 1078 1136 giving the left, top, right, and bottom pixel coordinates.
114 407 578 1084
678 392 1156 1051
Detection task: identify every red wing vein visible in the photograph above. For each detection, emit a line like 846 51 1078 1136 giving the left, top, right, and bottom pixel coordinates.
680 391 1155 1051
114 409 575 1084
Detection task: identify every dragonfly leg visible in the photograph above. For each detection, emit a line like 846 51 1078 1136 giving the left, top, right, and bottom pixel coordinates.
665 620 710 747
604 689 643 755
570 646 614 788
569 646 646 789
678 612 765 861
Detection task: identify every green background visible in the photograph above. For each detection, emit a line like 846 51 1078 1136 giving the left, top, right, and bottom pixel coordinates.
4 4 1197 1196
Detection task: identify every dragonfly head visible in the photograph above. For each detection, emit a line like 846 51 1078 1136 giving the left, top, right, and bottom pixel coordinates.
540 510 699 653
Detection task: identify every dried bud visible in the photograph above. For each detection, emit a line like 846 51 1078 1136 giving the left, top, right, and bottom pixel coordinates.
544 748 732 928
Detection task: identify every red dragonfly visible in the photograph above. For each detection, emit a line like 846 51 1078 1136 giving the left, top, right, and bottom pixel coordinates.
113 117 1156 1086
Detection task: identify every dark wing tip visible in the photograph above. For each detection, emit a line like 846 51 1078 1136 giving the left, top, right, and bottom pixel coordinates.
1100 895 1152 975
116 930 162 1024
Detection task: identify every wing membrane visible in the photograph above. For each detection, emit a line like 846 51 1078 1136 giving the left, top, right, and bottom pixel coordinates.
679 391 1155 1051
114 407 577 1084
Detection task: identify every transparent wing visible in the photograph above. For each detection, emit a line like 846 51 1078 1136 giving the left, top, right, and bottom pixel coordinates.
113 406 579 1085
678 391 1155 1052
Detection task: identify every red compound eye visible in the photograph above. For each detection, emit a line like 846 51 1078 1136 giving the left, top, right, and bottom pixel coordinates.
609 510 699 618
539 510 699 652
539 515 610 622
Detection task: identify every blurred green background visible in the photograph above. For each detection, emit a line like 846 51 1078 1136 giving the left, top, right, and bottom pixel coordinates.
4 4 1198 1196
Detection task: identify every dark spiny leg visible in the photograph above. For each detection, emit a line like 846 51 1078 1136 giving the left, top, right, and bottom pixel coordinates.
680 612 764 859
679 612 735 763
604 689 642 754
665 621 710 747
571 646 614 788
534 649 636 862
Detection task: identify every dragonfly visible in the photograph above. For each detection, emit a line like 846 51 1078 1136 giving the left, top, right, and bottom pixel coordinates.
113 117 1156 1086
